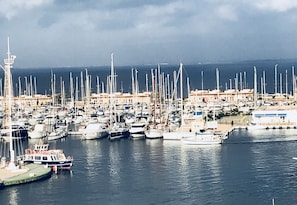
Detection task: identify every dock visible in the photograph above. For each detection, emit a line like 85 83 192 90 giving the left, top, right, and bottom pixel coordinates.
217 115 251 137
0 163 52 188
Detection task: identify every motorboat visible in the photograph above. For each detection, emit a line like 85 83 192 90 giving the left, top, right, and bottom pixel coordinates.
145 125 163 139
181 131 224 145
129 122 146 139
28 123 47 139
18 144 73 170
81 122 108 140
47 126 68 141
108 123 129 140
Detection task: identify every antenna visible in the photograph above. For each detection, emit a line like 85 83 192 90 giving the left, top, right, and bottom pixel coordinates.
4 37 16 66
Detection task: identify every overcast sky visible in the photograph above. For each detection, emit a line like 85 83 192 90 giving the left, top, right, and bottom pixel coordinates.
0 0 296 68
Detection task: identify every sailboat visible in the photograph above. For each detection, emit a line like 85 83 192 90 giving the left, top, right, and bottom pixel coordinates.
163 63 191 140
145 68 163 139
108 53 129 140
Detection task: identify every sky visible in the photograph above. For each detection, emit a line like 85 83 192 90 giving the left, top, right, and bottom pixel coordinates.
0 0 297 68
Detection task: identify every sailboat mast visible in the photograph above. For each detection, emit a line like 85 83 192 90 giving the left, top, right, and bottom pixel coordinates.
110 53 115 125
111 53 114 94
253 66 257 107
180 63 183 126
69 72 74 107
274 64 278 94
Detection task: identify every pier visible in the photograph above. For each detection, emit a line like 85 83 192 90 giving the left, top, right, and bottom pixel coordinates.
0 164 52 188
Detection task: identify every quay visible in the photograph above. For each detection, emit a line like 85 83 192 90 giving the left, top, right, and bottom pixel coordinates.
0 164 52 188
217 115 251 137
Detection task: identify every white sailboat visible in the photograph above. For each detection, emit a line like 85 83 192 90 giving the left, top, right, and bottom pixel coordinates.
163 63 190 140
108 53 129 140
145 68 163 139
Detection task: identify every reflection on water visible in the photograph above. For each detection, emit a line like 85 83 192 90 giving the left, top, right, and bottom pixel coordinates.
108 141 121 187
82 140 103 180
161 140 223 204
8 188 18 205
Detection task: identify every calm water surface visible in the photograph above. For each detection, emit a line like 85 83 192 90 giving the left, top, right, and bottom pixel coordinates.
1 129 297 205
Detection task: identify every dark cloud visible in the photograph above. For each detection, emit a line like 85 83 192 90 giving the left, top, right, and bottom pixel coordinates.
0 0 296 67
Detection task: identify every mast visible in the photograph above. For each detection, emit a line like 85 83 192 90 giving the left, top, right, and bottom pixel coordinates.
80 71 84 101
285 70 288 99
216 67 219 91
85 69 90 109
253 66 257 107
180 63 183 126
187 77 190 98
244 71 247 89
69 72 74 107
110 53 115 94
279 73 282 95
18 76 21 96
262 71 266 96
75 76 79 102
34 76 37 95
292 66 295 99
201 71 204 91
3 37 16 167
131 68 134 95
30 75 33 96
216 67 220 100
96 76 100 94
110 53 115 125
145 73 148 93
239 72 242 90
24 76 27 96
274 64 278 94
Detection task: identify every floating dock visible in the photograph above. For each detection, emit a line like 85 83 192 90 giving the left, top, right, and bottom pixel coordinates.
0 163 52 188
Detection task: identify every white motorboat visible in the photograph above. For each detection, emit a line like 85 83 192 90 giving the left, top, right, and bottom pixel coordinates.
81 122 108 140
145 126 163 139
47 126 68 141
181 131 224 145
163 130 194 140
129 122 146 139
18 144 73 170
108 123 129 140
28 123 47 139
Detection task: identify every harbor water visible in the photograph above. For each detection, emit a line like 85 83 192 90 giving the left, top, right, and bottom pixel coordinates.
1 129 297 204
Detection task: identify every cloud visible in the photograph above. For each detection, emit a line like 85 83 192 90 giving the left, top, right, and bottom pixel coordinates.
254 0 297 12
0 0 296 67
216 5 238 21
0 0 53 19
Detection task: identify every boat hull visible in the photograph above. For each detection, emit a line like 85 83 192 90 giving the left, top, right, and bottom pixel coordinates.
145 129 163 139
181 133 223 145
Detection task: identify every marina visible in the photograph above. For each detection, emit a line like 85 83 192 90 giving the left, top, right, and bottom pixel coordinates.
1 41 297 204
1 0 297 203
